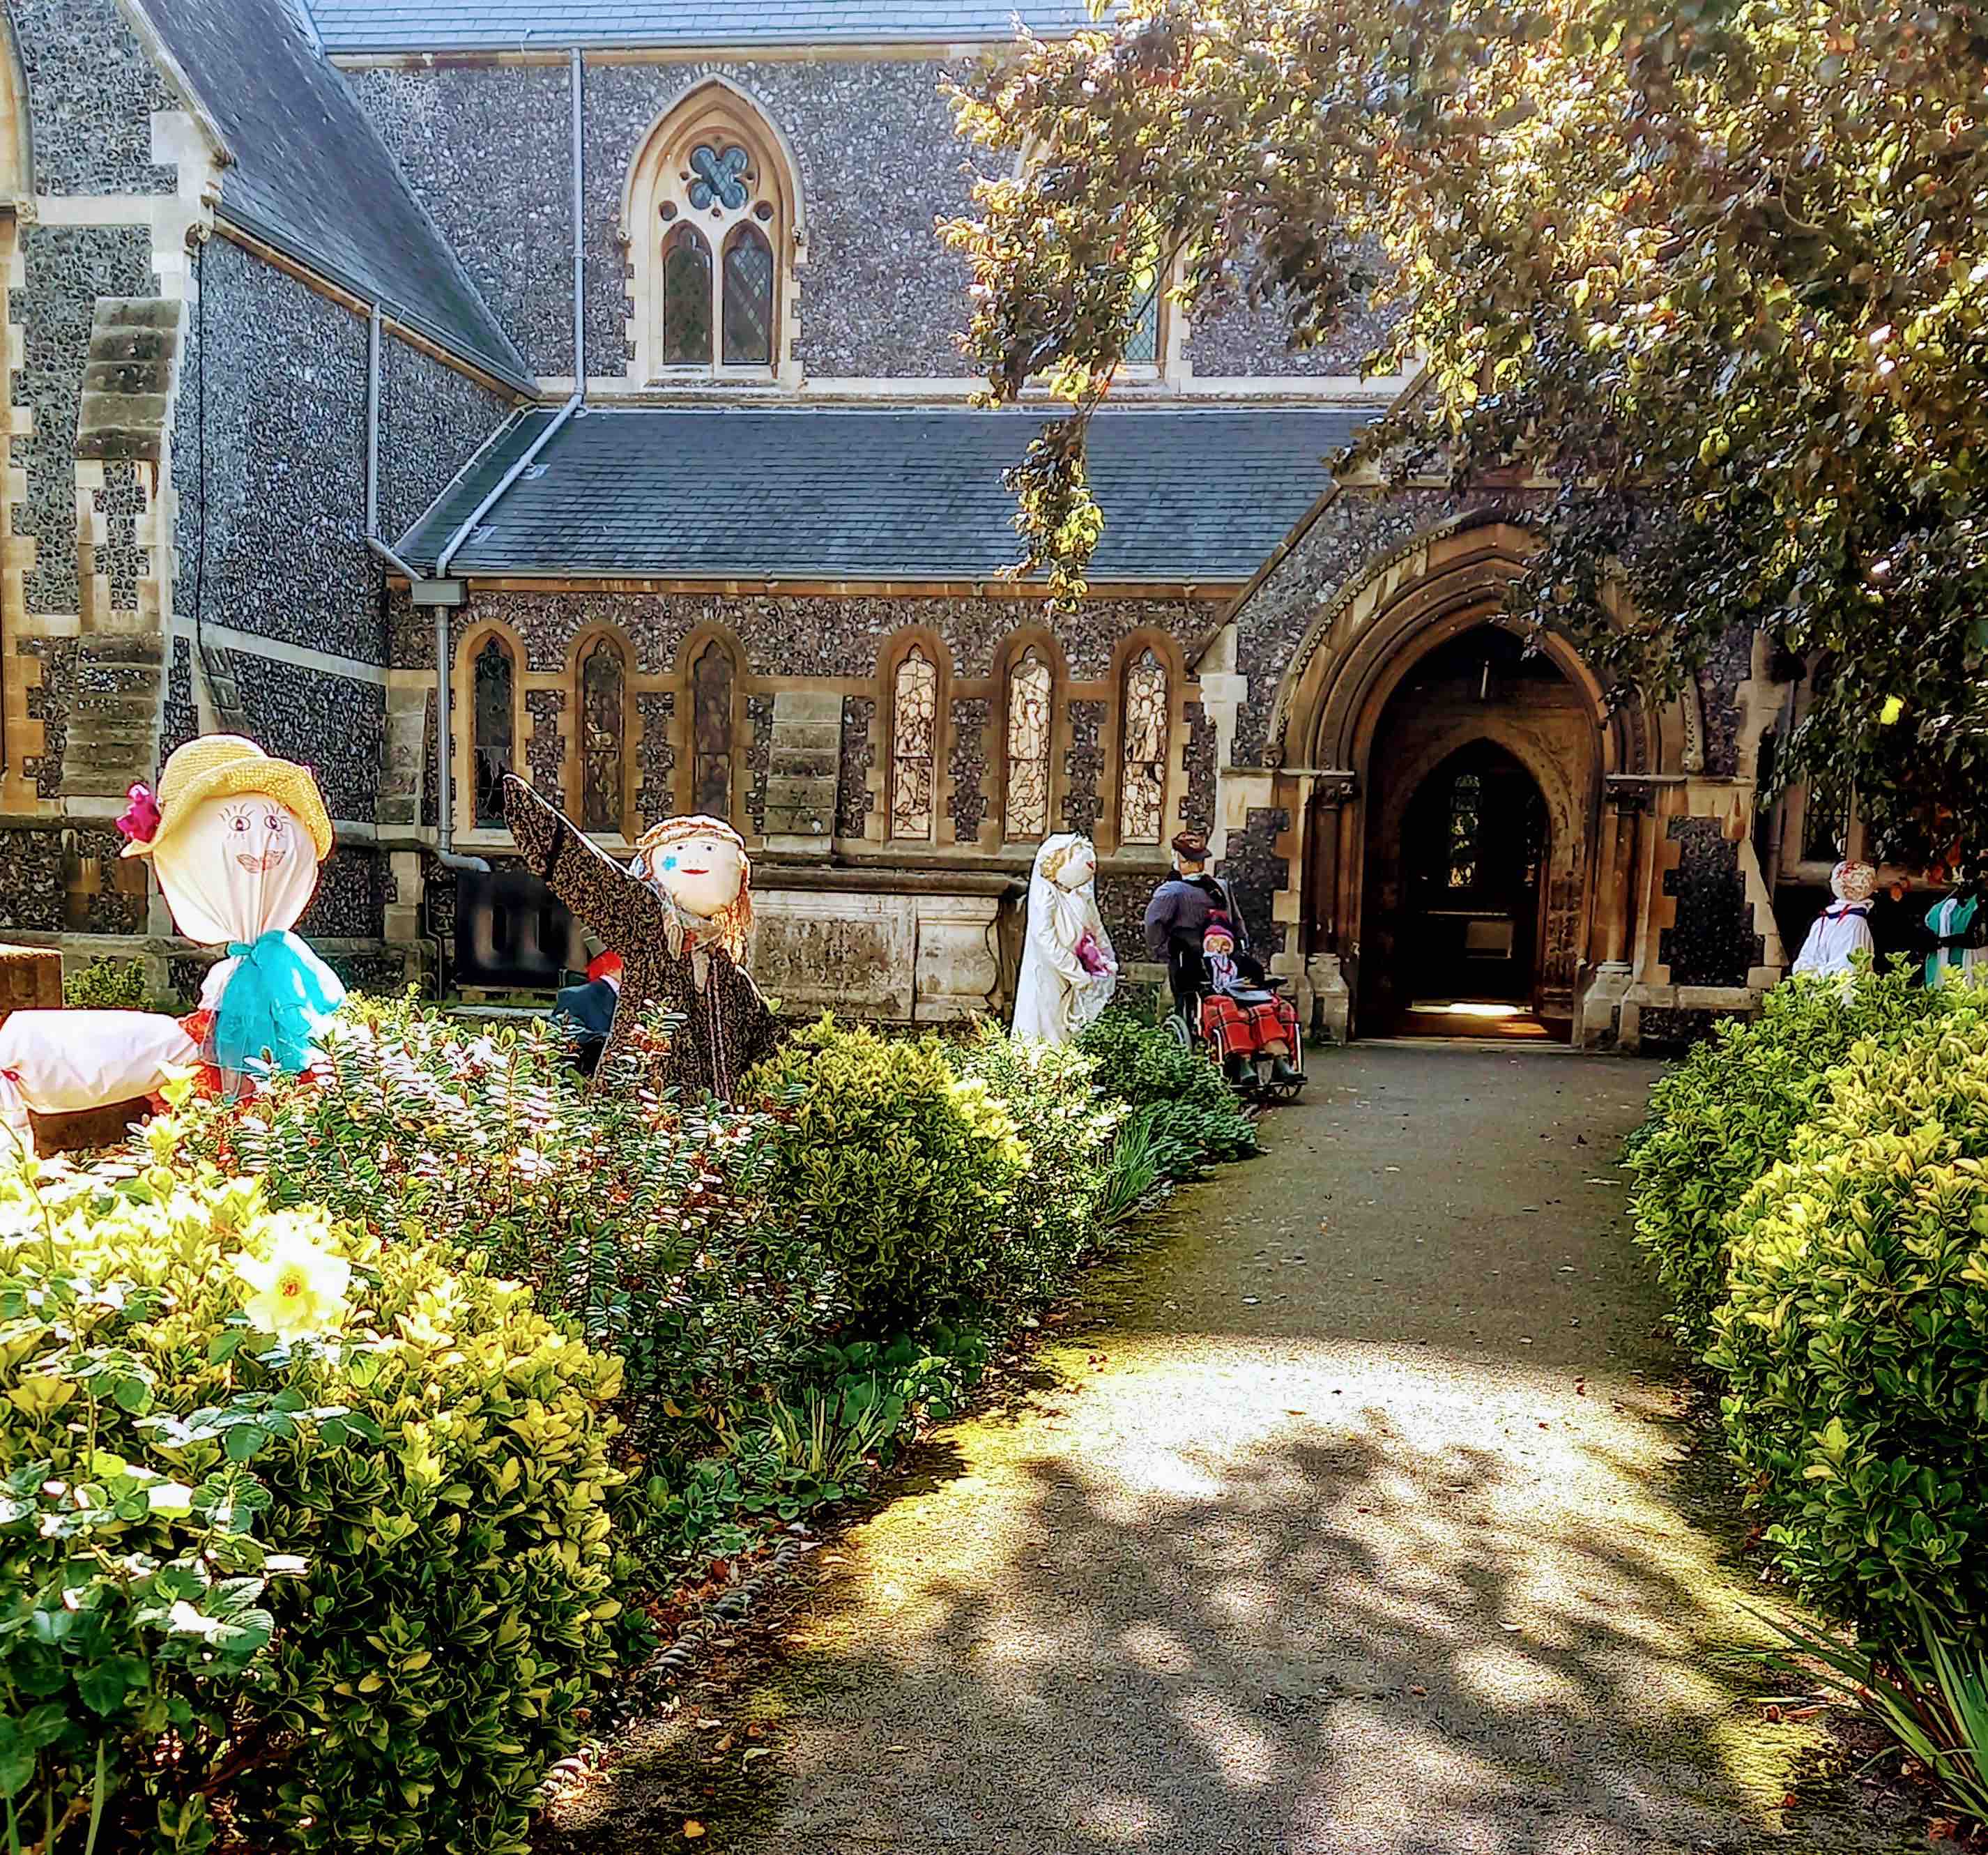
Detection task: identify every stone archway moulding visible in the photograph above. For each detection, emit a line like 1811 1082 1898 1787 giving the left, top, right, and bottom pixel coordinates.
1264 512 1695 781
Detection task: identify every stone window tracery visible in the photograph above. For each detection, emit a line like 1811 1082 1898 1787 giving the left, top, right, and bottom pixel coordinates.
627 83 797 381
1119 647 1169 845
691 640 737 818
471 634 514 830
890 646 938 841
578 635 627 835
1004 646 1054 842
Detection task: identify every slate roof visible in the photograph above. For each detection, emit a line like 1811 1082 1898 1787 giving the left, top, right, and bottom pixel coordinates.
395 404 1383 582
306 0 1097 53
135 0 532 390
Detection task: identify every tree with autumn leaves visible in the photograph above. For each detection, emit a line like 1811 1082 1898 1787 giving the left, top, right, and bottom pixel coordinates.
946 0 1988 863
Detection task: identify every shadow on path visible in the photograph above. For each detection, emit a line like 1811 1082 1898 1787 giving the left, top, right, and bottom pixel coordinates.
552 1046 1916 1855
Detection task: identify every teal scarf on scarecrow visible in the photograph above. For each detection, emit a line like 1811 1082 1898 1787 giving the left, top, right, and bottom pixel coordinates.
213 930 342 1074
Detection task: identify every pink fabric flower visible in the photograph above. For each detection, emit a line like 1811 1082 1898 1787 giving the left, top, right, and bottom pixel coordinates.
116 781 161 846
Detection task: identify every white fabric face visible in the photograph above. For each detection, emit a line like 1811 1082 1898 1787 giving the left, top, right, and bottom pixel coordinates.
1012 834 1117 1041
152 794 320 947
645 829 745 920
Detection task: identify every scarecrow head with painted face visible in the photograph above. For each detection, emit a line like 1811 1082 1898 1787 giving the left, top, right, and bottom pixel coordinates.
633 814 753 959
120 735 333 943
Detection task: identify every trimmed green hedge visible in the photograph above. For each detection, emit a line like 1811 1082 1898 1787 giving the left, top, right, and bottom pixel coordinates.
1623 965 1944 1355
1627 970 1988 1651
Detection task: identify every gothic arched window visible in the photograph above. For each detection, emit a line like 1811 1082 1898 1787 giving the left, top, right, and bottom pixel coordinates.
578 635 627 834
691 640 737 818
721 223 774 366
660 223 714 367
1119 647 1169 845
1004 646 1054 841
890 646 938 841
471 634 514 830
627 84 799 381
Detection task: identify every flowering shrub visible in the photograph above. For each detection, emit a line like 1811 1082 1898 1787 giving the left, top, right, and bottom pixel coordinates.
168 995 834 1477
0 1140 625 1854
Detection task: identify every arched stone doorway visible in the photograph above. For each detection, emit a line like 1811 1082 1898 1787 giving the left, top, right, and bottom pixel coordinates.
1260 517 1677 1044
1359 627 1591 1037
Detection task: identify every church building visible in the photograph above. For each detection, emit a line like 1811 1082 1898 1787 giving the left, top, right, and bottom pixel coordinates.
0 0 1814 1048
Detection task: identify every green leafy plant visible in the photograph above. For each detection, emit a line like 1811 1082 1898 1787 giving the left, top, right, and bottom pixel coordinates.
61 958 151 1013
1076 1008 1258 1177
948 1023 1124 1302
1095 1105 1163 1227
1711 1101 1988 1647
1622 963 1943 1356
1 1140 626 1854
747 1017 1027 1330
168 995 832 1483
1756 1605 1988 1832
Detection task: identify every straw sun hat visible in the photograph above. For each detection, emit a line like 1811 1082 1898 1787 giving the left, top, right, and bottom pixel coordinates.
118 735 333 863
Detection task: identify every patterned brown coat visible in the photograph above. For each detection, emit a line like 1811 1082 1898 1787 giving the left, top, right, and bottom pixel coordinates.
500 774 781 1101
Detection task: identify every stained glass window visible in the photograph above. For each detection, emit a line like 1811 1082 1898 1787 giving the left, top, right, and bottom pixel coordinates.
722 224 774 367
579 636 626 835
1446 771 1483 890
890 646 938 841
687 143 751 213
1004 647 1053 841
661 223 713 366
1119 648 1168 845
472 635 514 830
691 641 735 817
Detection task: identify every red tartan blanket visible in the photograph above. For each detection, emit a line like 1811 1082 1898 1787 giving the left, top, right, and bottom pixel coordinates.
1200 991 1299 1060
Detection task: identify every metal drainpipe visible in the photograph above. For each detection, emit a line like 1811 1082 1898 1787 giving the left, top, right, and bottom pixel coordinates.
430 46 590 860
365 303 487 873
570 45 586 399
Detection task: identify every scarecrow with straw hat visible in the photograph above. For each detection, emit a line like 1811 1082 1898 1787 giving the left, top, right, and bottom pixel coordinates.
502 773 779 1099
0 735 342 1148
118 733 345 1086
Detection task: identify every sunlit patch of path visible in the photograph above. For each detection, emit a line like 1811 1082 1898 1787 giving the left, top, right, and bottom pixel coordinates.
593 1046 1919 1854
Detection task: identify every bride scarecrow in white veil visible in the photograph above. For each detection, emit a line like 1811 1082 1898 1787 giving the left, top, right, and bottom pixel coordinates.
1011 833 1118 1044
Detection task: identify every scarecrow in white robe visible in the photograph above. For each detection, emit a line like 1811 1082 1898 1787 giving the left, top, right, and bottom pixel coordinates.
1011 833 1117 1044
1791 860 1878 979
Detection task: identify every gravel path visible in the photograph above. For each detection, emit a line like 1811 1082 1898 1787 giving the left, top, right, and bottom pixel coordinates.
570 1044 1918 1854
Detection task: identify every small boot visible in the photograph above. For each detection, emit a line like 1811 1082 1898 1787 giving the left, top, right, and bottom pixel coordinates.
1269 1055 1303 1086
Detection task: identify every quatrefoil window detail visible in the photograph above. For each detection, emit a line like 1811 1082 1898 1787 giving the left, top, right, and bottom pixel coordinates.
687 144 751 213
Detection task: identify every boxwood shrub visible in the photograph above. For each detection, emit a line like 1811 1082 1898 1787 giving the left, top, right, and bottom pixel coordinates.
748 1017 1027 1330
1 1145 625 1854
1622 964 1943 1356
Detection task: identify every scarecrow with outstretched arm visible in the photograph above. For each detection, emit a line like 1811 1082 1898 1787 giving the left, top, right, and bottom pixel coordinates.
500 773 779 1101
